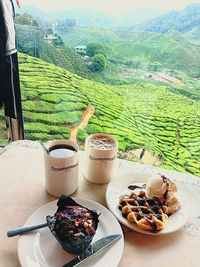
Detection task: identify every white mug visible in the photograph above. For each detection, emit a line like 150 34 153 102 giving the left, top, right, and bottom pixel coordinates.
84 133 118 184
44 140 79 197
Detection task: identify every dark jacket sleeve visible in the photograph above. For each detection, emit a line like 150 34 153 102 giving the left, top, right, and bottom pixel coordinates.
0 1 7 69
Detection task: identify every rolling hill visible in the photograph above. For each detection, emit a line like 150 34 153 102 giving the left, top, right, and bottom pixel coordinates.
3 4 199 178
15 23 88 77
185 26 200 41
1 53 199 175
60 27 200 79
135 3 200 33
15 7 200 84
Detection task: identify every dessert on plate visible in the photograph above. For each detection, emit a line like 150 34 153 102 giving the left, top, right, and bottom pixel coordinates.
46 195 100 254
118 174 180 232
146 174 180 215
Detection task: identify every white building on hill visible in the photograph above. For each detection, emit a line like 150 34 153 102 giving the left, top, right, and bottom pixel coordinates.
75 45 86 55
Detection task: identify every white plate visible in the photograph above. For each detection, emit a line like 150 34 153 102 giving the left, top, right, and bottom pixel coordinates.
106 172 188 235
18 198 124 267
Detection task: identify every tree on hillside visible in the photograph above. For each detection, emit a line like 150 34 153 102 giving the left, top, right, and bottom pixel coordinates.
16 23 45 57
15 13 38 26
53 34 64 47
90 54 107 72
15 13 43 57
86 43 104 57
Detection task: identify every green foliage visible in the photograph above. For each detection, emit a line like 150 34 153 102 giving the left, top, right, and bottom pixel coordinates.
124 60 141 69
77 129 88 141
16 24 46 58
59 27 200 82
15 13 38 26
90 54 107 72
86 43 104 57
16 16 200 82
0 111 7 146
17 53 200 177
53 34 64 47
13 10 200 177
15 24 88 76
40 45 88 75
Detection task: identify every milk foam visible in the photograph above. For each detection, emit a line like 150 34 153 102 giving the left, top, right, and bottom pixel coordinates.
88 135 116 150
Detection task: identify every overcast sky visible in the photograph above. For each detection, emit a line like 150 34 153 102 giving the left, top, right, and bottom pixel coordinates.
19 0 200 15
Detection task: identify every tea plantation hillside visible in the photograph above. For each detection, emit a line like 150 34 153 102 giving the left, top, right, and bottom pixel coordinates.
6 53 200 176
61 27 200 78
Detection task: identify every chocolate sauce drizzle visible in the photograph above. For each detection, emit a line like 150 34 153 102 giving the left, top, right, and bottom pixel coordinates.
160 174 170 203
128 184 146 190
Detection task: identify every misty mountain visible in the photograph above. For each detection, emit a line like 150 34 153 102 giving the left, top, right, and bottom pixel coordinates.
134 3 200 33
116 7 166 26
18 3 200 32
18 6 165 28
185 26 200 40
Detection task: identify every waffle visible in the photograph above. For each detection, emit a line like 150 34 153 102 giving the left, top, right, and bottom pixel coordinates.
119 191 169 232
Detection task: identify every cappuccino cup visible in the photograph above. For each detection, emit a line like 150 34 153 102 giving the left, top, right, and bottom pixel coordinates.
44 140 79 197
84 133 118 184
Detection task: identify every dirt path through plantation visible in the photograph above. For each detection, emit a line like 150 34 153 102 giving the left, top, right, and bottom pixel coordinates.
69 104 95 143
69 105 161 166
